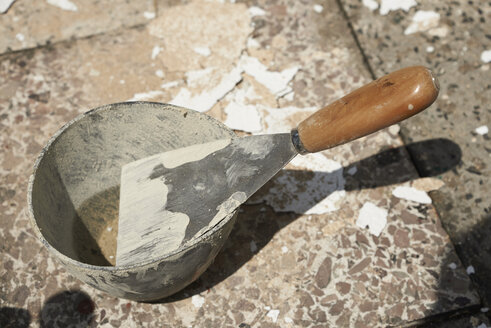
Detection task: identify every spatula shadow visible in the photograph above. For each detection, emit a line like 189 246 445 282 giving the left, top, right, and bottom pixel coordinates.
158 138 461 303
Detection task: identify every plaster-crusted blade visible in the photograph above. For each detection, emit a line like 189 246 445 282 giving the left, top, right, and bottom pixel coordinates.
116 133 297 266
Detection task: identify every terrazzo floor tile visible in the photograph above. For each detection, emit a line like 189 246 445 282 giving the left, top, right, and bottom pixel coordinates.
338 0 491 311
0 0 481 326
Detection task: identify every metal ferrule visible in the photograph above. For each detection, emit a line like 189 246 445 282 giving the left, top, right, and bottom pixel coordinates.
291 129 308 155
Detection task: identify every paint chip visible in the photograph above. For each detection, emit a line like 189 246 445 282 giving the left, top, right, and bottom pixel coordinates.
475 125 488 135
250 240 257 253
356 202 387 237
224 102 262 132
46 0 78 11
392 186 432 204
404 11 440 35
467 265 475 275
362 0 378 11
0 0 16 14
476 323 487 328
481 50 491 63
379 0 416 15
448 262 457 269
481 307 489 313
266 309 280 323
313 4 323 13
192 295 205 308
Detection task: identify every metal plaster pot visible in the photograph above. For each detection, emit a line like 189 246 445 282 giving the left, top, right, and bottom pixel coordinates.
28 102 238 301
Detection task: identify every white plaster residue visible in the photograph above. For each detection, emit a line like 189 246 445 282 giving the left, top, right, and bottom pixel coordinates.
405 11 440 35
15 33 24 42
224 102 262 132
392 186 432 204
250 240 257 253
128 90 165 101
192 295 205 308
151 138 231 169
171 66 243 112
46 0 78 11
313 4 323 13
185 67 215 87
0 0 16 14
258 105 316 134
475 125 488 135
248 6 266 17
426 46 435 53
481 307 489 313
253 153 346 214
467 265 475 274
284 317 293 323
151 45 163 60
161 81 179 89
143 11 156 19
194 183 205 191
448 262 457 269
356 202 388 237
379 0 416 15
281 246 288 253
267 309 280 323
239 55 299 97
155 70 164 78
207 191 247 228
481 50 491 63
117 158 190 265
193 46 211 57
362 0 378 11
476 323 487 328
224 86 262 132
247 37 261 49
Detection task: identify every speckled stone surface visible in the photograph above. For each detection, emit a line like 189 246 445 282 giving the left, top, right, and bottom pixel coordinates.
0 0 482 326
338 0 491 314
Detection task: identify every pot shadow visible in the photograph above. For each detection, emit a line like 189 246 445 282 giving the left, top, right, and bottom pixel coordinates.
0 290 95 328
0 307 31 328
39 290 95 327
159 137 462 303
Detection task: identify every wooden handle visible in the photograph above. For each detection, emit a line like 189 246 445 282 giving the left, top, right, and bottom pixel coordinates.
295 66 439 153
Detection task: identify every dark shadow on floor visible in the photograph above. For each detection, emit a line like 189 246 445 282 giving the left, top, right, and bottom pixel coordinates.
39 290 95 328
0 307 31 328
159 138 462 303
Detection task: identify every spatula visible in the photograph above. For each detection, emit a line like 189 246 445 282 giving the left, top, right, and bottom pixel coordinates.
116 66 439 266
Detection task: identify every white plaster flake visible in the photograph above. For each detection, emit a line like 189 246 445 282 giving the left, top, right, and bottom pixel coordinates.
404 11 440 35
46 0 78 11
192 295 205 308
392 186 432 204
475 125 488 135
379 0 416 15
356 202 387 237
248 6 266 17
239 55 299 97
362 0 378 11
481 50 491 63
193 46 211 57
171 67 243 112
266 309 280 323
467 265 475 275
151 45 163 60
313 4 323 13
0 0 16 14
128 90 165 101
143 11 156 19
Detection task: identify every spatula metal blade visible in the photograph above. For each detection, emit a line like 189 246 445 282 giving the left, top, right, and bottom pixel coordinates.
117 133 297 266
